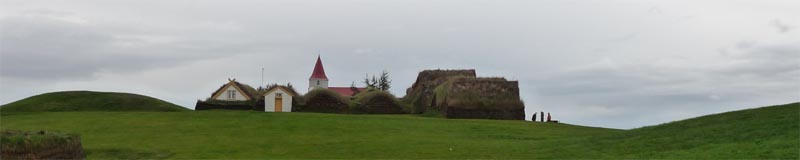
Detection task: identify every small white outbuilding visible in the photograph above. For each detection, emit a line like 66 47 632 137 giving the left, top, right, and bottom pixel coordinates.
263 86 297 112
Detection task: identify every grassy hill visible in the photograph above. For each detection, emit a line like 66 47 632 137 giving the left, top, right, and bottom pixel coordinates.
560 102 799 159
0 91 187 112
0 102 796 159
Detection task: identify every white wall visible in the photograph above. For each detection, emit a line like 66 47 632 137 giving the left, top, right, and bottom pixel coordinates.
308 78 329 91
264 89 293 112
213 85 248 101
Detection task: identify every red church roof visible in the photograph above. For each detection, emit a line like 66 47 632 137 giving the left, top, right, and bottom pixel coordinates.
328 87 366 97
309 55 328 80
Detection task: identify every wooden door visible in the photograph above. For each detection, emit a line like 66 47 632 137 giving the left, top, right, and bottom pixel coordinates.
275 98 283 112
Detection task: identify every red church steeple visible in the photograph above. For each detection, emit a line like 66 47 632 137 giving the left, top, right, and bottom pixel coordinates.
309 55 328 80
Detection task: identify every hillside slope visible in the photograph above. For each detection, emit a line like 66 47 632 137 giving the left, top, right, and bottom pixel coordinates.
582 102 799 159
0 91 187 112
0 101 795 158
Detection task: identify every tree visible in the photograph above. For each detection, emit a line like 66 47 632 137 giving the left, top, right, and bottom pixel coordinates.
371 75 378 89
362 70 392 91
363 74 377 89
265 83 278 90
350 81 363 95
378 70 391 91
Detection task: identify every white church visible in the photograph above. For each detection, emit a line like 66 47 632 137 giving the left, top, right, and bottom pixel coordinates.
307 55 366 96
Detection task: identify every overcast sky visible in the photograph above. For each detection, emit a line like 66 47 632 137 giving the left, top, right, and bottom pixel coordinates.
1 0 798 129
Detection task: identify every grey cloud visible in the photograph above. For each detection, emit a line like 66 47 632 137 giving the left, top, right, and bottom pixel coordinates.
523 41 799 128
713 43 800 80
0 14 258 81
771 19 794 33
2 0 799 129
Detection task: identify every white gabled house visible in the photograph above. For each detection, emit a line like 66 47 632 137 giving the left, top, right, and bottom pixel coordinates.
263 86 298 112
210 78 255 101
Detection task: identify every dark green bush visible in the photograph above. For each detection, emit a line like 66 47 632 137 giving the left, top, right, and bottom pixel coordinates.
203 99 257 106
1 130 85 159
350 90 406 114
1 130 79 148
305 88 349 104
302 88 350 113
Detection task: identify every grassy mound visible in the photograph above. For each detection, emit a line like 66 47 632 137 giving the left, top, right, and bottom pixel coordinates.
301 88 350 113
0 91 187 112
350 90 406 114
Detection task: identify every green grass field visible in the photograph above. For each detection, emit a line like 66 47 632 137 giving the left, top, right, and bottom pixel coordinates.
1 91 797 158
2 102 797 159
0 111 616 159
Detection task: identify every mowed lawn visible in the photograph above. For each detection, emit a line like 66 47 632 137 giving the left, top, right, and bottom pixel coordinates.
0 111 619 159
2 102 797 159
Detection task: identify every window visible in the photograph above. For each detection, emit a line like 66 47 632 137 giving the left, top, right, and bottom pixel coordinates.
227 90 236 99
317 80 320 85
276 93 282 98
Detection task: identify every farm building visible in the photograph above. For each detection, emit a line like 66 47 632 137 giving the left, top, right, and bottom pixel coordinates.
211 78 257 101
263 85 298 112
195 79 260 110
405 69 524 120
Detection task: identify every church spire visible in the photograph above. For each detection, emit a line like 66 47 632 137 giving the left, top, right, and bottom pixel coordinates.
309 55 328 80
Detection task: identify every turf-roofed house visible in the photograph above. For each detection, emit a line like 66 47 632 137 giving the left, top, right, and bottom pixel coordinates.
404 69 525 120
195 78 260 110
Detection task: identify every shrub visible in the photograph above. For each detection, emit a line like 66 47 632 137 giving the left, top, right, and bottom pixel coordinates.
302 88 350 113
350 91 406 114
203 99 257 106
401 91 427 114
291 95 305 112
196 99 258 111
1 130 85 159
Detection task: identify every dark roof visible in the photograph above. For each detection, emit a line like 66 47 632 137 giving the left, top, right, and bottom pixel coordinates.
211 79 258 100
328 87 366 97
309 55 328 80
263 85 299 97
